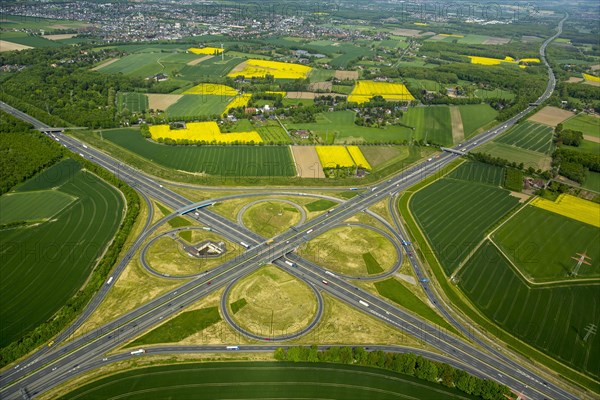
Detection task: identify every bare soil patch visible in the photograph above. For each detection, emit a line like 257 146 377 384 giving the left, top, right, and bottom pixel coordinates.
528 106 574 127
91 58 119 70
334 70 359 80
583 80 600 87
285 91 319 100
187 55 213 66
590 64 600 71
291 146 325 178
510 191 530 203
391 28 422 37
0 40 32 52
565 77 584 83
228 60 247 75
308 81 332 91
584 135 600 144
428 34 446 40
449 105 465 144
42 33 76 41
483 37 510 45
147 93 183 111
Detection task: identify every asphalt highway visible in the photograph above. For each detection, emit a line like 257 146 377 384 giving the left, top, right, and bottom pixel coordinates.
0 14 579 400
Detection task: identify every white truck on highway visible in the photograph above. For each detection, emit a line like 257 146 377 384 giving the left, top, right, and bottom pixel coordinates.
359 300 369 307
130 349 146 355
226 346 239 350
284 260 296 267
240 241 250 248
106 276 113 285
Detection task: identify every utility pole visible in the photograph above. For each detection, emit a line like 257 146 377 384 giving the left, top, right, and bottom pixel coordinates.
221 43 224 61
570 252 591 277
583 323 597 342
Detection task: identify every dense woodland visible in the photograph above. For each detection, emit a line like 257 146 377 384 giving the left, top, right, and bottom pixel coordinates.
275 346 512 400
0 111 64 195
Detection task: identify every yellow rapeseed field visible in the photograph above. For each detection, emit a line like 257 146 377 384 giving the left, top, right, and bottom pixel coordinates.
520 58 540 63
265 91 286 97
315 146 371 170
183 83 238 96
347 146 372 170
531 194 600 228
414 22 428 26
223 94 252 115
348 80 415 104
440 33 464 38
188 47 223 55
583 73 600 83
468 56 510 66
149 121 262 144
227 59 312 79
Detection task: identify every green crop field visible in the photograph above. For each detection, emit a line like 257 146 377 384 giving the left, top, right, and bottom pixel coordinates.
285 110 414 144
179 56 243 79
0 31 61 48
57 362 473 400
458 242 600 379
401 106 453 146
446 161 505 186
474 88 515 101
410 165 519 275
0 159 124 347
458 104 498 137
562 114 600 138
101 129 296 176
492 206 600 282
256 124 292 144
563 140 600 155
495 122 554 154
476 141 551 171
97 52 167 77
305 199 337 212
0 15 88 31
0 191 76 225
165 94 231 117
583 171 600 193
117 92 148 114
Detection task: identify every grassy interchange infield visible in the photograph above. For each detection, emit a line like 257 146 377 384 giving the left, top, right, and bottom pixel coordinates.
400 159 600 389
227 266 318 336
57 362 472 400
299 225 397 277
100 128 296 177
145 229 243 277
242 201 302 237
458 242 600 379
0 159 124 347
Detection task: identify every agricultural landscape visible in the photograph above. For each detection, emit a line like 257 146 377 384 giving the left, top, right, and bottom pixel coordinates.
0 1 599 400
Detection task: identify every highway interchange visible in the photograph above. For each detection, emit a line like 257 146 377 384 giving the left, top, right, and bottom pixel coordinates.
0 14 584 400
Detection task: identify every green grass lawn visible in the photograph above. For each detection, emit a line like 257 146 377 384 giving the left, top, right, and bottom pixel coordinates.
583 171 600 193
458 104 498 137
305 199 337 212
126 307 221 347
117 92 148 114
165 94 231 117
562 114 600 138
0 31 61 48
286 110 414 144
97 52 168 77
458 242 600 380
477 141 551 171
563 140 600 156
410 176 519 275
474 88 515 101
57 362 473 400
374 278 456 333
362 252 384 274
495 121 554 154
101 128 296 176
230 298 247 314
492 206 600 282
0 159 124 347
0 191 76 224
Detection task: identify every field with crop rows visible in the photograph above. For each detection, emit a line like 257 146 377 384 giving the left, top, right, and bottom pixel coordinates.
102 129 295 176
315 146 371 170
188 47 223 55
410 163 519 274
179 56 242 80
165 94 231 117
476 142 551 171
495 122 554 154
446 161 505 186
493 206 600 281
116 92 148 114
223 94 252 115
348 80 415 103
0 159 123 347
458 242 600 379
183 83 238 96
97 52 195 77
57 362 467 400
